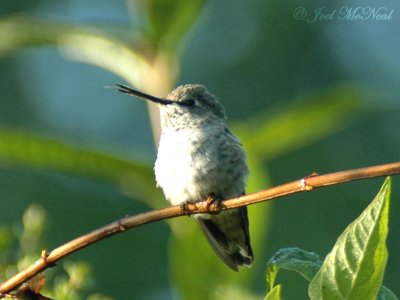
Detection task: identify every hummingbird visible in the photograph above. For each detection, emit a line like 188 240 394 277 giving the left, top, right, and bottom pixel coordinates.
115 83 253 271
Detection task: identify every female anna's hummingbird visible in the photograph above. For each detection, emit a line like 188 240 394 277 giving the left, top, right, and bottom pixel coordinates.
115 83 253 271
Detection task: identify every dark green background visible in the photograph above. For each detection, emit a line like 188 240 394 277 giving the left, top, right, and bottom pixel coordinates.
0 1 399 299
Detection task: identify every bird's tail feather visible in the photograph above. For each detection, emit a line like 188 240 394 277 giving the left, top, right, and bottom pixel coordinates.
197 207 253 271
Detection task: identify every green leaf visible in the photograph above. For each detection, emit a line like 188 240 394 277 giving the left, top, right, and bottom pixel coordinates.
266 263 279 292
145 0 206 49
235 85 361 160
0 16 153 88
264 247 397 298
264 284 282 300
308 177 391 300
266 247 323 288
0 129 162 207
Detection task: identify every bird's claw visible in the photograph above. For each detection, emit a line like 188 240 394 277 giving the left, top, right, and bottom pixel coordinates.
179 194 223 215
180 201 191 214
206 193 223 214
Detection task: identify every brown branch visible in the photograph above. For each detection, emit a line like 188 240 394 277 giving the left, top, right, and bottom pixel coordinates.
1 161 400 296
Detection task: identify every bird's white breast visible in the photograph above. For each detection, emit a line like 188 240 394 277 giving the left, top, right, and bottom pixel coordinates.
154 124 246 206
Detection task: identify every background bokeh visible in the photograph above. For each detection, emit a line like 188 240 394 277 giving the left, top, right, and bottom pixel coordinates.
0 1 399 299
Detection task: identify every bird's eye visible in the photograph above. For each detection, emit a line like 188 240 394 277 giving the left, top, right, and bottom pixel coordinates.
180 99 196 107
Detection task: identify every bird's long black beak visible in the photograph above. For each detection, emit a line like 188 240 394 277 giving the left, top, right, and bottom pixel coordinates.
114 84 174 105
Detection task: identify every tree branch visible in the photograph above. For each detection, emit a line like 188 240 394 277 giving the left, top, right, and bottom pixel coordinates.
1 161 400 296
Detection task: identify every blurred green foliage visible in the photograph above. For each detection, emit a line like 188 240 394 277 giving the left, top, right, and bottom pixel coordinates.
0 1 399 299
0 204 112 299
145 0 205 50
0 129 161 208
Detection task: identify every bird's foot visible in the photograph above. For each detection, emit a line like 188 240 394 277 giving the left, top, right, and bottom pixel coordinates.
180 201 191 214
206 193 223 214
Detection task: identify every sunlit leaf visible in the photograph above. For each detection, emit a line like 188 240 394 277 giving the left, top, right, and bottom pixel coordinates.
309 178 391 300
0 129 162 207
169 213 263 299
169 224 253 300
245 154 272 258
265 263 279 292
211 284 260 300
0 16 154 89
264 284 282 300
168 220 243 300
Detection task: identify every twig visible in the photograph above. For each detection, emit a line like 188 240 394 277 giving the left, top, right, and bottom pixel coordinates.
1 161 399 295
